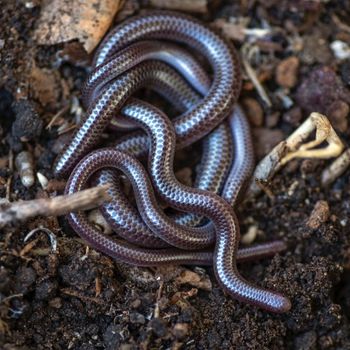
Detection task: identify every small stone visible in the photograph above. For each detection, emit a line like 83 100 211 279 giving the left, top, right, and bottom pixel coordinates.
15 266 37 294
330 40 350 60
12 100 43 142
241 98 264 127
296 66 350 114
173 323 189 340
275 56 299 88
306 200 330 229
103 324 123 349
283 107 303 126
49 297 62 309
35 280 58 300
119 345 133 350
300 29 333 65
326 100 349 133
149 318 167 338
130 299 141 309
175 268 212 291
45 179 67 192
241 225 258 245
129 312 145 324
15 151 35 188
294 331 317 350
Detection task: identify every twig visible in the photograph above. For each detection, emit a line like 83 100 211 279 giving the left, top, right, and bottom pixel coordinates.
60 288 104 305
241 43 272 107
0 184 111 228
46 105 70 130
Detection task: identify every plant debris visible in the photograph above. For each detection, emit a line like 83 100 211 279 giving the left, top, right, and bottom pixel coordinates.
33 0 123 53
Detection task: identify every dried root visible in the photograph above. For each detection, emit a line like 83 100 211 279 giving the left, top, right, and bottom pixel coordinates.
249 112 344 196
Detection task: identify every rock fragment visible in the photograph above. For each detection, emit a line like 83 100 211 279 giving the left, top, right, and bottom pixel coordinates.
276 56 299 88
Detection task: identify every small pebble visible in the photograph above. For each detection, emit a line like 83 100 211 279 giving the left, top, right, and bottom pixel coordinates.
129 312 145 324
14 266 37 294
37 172 49 189
15 151 35 188
296 66 350 114
294 330 317 350
45 179 67 192
149 318 167 338
173 323 189 340
242 98 264 127
326 100 349 133
241 225 258 245
12 100 43 142
275 56 299 88
35 280 58 300
103 324 124 349
330 40 350 60
306 200 330 229
130 299 141 309
49 297 62 309
175 268 212 291
300 30 333 65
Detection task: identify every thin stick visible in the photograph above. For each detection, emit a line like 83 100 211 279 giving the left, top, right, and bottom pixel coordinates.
242 57 272 108
0 184 111 229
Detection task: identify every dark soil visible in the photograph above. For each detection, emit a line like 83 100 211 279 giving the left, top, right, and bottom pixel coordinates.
1 0 350 349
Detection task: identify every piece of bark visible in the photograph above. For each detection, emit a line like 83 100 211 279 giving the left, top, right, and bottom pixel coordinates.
149 0 208 13
33 0 122 53
306 200 330 229
0 185 111 228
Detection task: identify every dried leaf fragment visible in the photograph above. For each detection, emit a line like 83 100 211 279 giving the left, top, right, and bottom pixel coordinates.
33 0 122 53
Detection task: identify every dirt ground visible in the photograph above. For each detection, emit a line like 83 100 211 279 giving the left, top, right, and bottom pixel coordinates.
1 0 350 349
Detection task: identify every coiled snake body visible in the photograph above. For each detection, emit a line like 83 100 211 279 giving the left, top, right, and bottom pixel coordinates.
54 11 291 313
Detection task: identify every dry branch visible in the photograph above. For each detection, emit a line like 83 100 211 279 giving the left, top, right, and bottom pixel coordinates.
0 185 111 229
